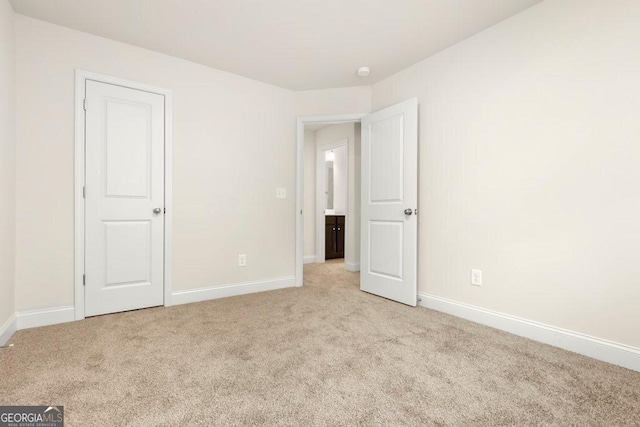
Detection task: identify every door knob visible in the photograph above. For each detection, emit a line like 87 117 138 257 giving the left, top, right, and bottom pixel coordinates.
153 208 162 214
404 208 413 216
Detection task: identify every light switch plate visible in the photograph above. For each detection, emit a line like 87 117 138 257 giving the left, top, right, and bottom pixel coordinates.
471 269 482 286
276 187 287 199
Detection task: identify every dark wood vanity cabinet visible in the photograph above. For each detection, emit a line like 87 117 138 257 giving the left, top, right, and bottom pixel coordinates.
325 215 345 259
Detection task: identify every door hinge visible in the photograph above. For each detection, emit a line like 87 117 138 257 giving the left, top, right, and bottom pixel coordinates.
83 99 87 111
164 208 166 214
82 186 86 198
82 274 86 286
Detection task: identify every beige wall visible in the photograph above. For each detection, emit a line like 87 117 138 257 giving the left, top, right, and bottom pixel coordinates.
13 16 370 312
331 145 348 215
351 123 361 268
372 0 640 347
14 16 298 309
294 87 371 117
0 0 16 329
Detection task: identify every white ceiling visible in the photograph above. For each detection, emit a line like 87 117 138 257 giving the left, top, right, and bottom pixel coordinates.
10 0 542 90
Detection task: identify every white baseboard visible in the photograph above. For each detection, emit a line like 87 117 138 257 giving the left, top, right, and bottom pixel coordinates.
0 314 17 346
171 276 296 306
16 305 76 330
10 277 296 331
345 262 360 272
419 293 640 372
303 256 317 264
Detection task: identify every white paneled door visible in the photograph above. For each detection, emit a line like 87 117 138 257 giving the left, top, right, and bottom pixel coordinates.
84 80 165 317
361 98 418 306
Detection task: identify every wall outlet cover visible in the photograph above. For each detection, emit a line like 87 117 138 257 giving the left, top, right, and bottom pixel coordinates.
238 254 247 267
276 187 287 199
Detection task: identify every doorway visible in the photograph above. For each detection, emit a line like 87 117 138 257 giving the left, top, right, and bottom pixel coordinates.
296 99 419 306
74 70 173 319
300 120 362 277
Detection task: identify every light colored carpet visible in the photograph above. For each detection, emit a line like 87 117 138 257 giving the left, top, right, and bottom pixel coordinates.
1 260 639 425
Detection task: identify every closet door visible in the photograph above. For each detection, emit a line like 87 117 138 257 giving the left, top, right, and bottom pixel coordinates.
84 80 166 317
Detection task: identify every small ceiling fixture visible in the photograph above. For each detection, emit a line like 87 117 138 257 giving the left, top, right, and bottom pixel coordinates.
357 66 371 77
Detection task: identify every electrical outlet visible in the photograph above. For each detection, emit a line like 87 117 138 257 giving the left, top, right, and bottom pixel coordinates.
238 254 247 267
471 269 482 286
276 187 287 199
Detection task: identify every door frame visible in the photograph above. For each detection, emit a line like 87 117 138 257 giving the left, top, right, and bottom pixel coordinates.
74 69 173 320
315 138 348 264
295 113 367 286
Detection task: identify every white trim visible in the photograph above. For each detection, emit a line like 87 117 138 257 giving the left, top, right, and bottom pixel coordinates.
345 262 360 272
296 113 367 286
11 276 293 331
163 88 174 307
16 306 76 330
74 69 174 318
74 71 84 320
0 314 16 346
419 293 640 372
316 138 348 264
171 277 296 306
303 255 317 264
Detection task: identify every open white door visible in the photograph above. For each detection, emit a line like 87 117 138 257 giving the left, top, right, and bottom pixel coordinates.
84 80 165 317
360 98 418 306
